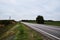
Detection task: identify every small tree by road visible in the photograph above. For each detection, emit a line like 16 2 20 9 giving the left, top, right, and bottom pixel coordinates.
36 15 44 24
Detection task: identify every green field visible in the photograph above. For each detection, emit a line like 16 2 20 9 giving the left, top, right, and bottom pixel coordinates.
14 23 43 40
45 21 60 26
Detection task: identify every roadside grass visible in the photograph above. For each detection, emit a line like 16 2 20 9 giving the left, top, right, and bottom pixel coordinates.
14 23 43 40
45 21 60 26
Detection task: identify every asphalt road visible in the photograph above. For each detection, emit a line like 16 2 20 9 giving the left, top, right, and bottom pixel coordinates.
22 22 60 40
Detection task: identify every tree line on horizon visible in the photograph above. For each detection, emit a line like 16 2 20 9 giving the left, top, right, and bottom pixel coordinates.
21 15 44 24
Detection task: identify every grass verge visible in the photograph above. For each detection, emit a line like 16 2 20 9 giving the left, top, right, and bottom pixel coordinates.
45 21 60 26
14 23 43 40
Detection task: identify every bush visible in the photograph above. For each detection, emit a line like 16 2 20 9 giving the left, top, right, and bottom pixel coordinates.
36 15 44 24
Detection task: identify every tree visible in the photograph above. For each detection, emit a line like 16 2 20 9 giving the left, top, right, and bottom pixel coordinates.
36 15 44 24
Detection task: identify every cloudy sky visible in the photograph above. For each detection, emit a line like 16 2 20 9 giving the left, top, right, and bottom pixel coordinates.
0 0 60 21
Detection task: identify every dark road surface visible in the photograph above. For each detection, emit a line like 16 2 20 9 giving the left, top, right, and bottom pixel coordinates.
22 22 60 40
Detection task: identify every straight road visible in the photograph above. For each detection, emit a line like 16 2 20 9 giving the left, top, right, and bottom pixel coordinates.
22 22 60 40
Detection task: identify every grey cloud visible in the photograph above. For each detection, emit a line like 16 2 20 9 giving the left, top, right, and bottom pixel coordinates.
0 0 60 21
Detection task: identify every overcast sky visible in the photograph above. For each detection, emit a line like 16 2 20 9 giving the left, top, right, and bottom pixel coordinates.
0 0 60 21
